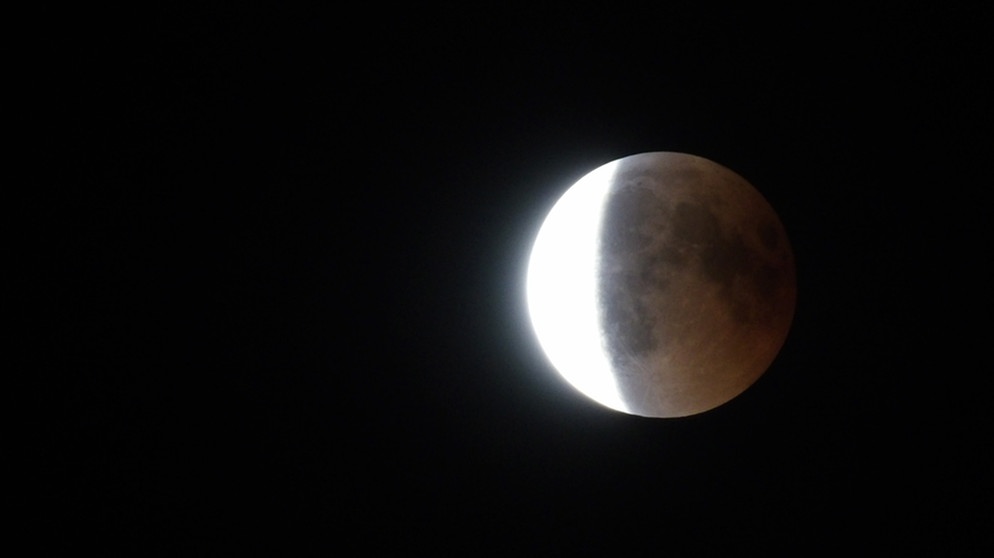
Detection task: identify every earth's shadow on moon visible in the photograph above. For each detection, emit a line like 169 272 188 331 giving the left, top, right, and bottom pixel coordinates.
597 152 796 418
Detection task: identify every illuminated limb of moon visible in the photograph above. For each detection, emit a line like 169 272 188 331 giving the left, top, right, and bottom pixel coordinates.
526 160 628 413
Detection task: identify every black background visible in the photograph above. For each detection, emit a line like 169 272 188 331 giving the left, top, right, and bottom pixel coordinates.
34 4 991 553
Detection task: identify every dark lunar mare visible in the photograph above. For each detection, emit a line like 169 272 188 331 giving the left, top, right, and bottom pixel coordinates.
599 181 668 362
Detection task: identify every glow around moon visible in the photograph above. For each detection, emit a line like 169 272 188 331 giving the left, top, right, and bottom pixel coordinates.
527 152 796 418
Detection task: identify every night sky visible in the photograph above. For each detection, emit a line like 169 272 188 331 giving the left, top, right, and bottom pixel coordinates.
37 5 991 553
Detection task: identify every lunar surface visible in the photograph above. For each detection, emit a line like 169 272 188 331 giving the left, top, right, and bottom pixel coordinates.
527 152 795 418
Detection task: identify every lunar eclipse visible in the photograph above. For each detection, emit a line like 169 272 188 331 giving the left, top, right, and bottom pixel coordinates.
527 152 796 418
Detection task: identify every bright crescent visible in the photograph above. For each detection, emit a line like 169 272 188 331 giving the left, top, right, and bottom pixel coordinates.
526 160 628 413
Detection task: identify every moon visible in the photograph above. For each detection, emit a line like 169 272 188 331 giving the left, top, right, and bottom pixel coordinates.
527 152 796 418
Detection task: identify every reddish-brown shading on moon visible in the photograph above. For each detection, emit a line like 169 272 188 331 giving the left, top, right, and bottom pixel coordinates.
597 152 795 417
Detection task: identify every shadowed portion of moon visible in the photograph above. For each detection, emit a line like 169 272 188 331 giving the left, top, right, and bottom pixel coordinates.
597 152 795 417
